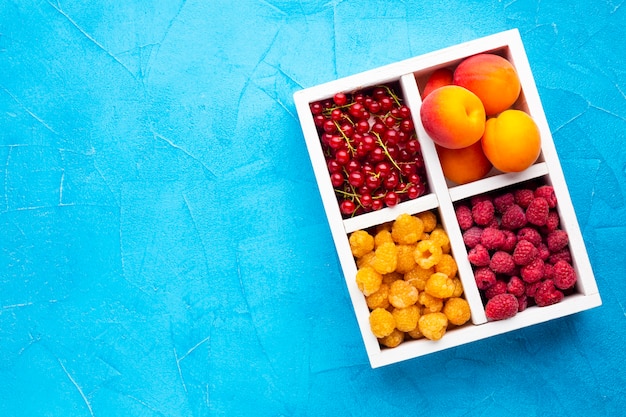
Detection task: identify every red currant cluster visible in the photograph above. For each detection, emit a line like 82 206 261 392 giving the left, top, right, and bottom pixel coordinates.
310 84 429 218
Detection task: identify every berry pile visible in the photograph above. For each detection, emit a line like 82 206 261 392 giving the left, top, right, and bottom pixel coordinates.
455 182 577 321
309 84 429 218
349 211 471 347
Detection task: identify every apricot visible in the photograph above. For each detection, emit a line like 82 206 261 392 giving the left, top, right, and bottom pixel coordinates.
421 68 453 99
453 53 521 116
435 141 492 184
419 85 486 149
481 109 541 173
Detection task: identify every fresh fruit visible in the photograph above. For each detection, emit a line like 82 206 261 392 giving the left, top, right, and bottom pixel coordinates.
421 68 453 99
435 141 492 184
351 211 471 348
481 109 541 172
453 53 521 116
309 84 429 218
420 85 486 149
455 182 576 319
485 293 519 320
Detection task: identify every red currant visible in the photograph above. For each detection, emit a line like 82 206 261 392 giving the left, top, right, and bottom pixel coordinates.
399 119 414 132
375 162 392 179
333 92 348 106
355 120 370 134
406 139 420 153
371 199 384 211
384 191 399 207
398 105 411 119
340 200 356 215
327 159 342 173
323 119 337 133
360 193 373 207
330 172 344 187
348 171 365 187
310 102 323 114
365 174 381 190
380 97 393 111
335 149 350 165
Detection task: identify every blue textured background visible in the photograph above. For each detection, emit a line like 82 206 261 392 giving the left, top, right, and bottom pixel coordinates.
1 1 625 416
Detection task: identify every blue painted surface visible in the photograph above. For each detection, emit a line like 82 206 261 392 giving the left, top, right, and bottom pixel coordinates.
1 1 625 416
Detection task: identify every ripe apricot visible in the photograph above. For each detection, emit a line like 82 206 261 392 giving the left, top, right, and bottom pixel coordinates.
420 85 486 149
435 141 492 184
453 54 521 116
421 68 453 99
481 110 541 173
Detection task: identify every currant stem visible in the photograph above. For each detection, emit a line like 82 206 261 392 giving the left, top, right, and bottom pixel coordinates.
377 85 403 107
373 132 402 172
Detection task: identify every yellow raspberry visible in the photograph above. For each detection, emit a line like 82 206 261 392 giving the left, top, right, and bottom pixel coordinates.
392 305 421 332
391 213 424 245
356 251 375 269
371 241 397 274
369 307 396 338
414 239 443 269
382 271 403 285
379 329 404 348
404 265 434 291
406 326 423 340
429 227 450 249
451 277 464 297
395 244 417 274
388 279 419 308
443 297 471 326
425 272 457 299
349 230 375 258
418 291 443 313
418 312 448 341
374 229 394 247
366 283 390 310
355 266 382 296
435 253 458 277
417 210 438 233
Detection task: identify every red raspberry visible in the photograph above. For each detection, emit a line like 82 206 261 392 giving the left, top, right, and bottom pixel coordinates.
514 189 535 208
474 267 496 290
501 204 527 230
543 263 555 280
542 210 560 232
463 226 483 248
526 197 550 226
525 280 543 298
547 229 569 252
490 251 516 275
534 185 557 208
472 200 495 226
501 230 517 252
517 227 542 247
468 244 490 267
534 280 564 307
537 243 551 261
520 257 545 283
485 293 519 320
549 248 572 265
553 260 577 290
455 204 474 230
493 192 515 214
507 276 526 297
486 218 500 229
470 195 492 206
512 239 537 266
517 295 528 312
480 227 506 250
484 280 508 299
